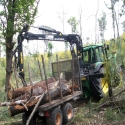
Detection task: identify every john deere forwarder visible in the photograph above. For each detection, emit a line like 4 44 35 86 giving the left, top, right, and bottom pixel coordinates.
13 25 109 125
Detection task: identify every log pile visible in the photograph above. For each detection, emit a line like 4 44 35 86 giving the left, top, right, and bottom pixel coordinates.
0 77 79 116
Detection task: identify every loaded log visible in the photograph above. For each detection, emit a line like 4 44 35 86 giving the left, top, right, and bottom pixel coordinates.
8 77 56 100
8 83 74 116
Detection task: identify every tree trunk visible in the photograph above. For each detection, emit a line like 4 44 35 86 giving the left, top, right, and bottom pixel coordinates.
8 77 56 100
5 45 13 92
8 83 73 116
5 0 16 94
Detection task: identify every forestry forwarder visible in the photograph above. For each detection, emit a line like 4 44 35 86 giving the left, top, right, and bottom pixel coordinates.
15 25 104 125
14 24 105 102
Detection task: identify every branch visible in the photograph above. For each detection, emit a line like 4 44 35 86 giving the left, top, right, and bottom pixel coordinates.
0 16 6 36
3 0 8 21
26 93 44 125
95 0 99 43
34 0 40 16
58 12 63 23
94 88 125 109
78 6 82 37
36 0 40 8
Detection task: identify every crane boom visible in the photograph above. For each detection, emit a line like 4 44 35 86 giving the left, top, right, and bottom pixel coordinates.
14 25 83 86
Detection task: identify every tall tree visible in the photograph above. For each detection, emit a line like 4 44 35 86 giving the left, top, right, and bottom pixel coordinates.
0 0 40 93
98 12 107 43
57 6 67 34
57 7 69 52
67 17 78 34
78 6 83 38
95 0 99 44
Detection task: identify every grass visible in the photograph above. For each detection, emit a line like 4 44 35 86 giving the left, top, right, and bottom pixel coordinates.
0 107 22 125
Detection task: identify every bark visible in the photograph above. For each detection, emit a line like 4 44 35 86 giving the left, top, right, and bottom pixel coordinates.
8 77 56 100
3 78 79 116
5 40 13 92
110 0 116 41
5 0 16 93
8 83 73 116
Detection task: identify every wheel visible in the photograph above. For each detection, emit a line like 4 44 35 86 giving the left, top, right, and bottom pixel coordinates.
61 103 74 124
99 67 109 94
46 107 63 125
22 112 38 125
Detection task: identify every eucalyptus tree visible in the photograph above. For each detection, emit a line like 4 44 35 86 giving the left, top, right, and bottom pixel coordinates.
0 0 40 93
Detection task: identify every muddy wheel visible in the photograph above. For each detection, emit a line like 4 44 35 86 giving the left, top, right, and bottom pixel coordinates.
46 107 63 125
62 103 73 124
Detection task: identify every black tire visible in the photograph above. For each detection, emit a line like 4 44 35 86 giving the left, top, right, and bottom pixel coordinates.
46 107 63 125
61 103 73 124
98 67 104 83
90 78 104 101
22 112 38 125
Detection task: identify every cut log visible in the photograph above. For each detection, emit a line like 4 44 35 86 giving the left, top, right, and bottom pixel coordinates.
8 84 72 116
8 77 56 100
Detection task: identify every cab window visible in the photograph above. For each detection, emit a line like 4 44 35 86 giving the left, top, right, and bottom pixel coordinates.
95 47 104 62
83 50 90 63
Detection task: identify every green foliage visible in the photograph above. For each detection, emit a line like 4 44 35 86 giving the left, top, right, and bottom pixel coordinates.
98 12 107 32
0 105 22 124
47 42 53 58
0 58 6 87
67 17 78 33
98 11 107 42
7 50 72 88
103 32 125 97
0 0 39 36
0 0 40 91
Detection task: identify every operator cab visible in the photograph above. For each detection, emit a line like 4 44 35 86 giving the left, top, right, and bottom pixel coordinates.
82 44 106 73
83 44 105 62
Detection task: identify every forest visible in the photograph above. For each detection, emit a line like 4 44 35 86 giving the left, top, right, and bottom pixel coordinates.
0 0 125 125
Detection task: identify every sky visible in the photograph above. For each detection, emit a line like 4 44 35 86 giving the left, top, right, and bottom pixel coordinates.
21 0 125 54
33 0 111 37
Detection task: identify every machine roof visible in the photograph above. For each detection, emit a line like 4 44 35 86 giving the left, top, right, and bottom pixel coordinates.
83 44 103 51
